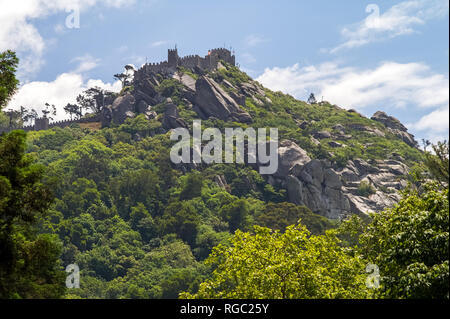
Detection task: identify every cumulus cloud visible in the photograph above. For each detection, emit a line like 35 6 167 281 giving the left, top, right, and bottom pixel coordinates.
6 56 121 122
328 0 449 53
244 34 270 47
0 0 135 75
151 40 170 48
70 54 100 73
408 106 449 142
256 60 449 142
257 61 448 110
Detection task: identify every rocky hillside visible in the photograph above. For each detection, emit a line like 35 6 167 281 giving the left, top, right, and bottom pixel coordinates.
98 62 422 219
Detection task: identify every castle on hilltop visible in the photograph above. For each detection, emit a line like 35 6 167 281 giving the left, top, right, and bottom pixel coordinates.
135 47 236 78
0 47 237 134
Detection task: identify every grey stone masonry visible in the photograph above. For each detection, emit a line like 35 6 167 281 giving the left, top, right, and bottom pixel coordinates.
135 48 235 80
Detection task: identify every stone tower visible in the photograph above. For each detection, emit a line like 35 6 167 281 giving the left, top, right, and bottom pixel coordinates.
35 117 49 131
168 48 179 68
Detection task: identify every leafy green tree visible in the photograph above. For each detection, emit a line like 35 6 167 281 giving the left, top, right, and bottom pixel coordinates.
110 169 160 218
181 224 370 299
0 111 9 129
160 202 201 245
156 152 177 193
255 202 333 234
77 87 115 114
64 103 82 120
0 50 19 110
424 141 449 187
193 224 231 260
64 138 113 184
179 172 203 200
219 198 250 232
360 182 449 298
130 203 157 242
160 268 204 299
0 131 65 298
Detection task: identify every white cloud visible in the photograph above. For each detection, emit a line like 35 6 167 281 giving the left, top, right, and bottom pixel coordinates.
122 55 146 68
70 54 100 73
151 40 170 48
244 34 269 47
412 107 449 132
0 0 135 75
408 106 449 142
6 56 121 121
257 61 449 110
329 0 449 53
54 24 66 35
256 60 449 142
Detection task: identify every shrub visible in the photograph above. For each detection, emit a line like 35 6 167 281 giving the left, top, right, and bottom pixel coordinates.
357 181 376 197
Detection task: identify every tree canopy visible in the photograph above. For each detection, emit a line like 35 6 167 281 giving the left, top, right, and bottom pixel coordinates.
0 50 19 110
181 224 370 299
0 131 65 298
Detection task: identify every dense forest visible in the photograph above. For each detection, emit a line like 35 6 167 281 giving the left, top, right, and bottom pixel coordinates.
0 50 448 299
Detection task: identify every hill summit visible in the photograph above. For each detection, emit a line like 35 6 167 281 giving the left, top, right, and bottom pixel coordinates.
8 47 423 219
91 47 420 219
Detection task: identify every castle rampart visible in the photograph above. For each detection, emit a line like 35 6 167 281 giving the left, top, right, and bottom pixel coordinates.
0 114 102 134
135 47 235 80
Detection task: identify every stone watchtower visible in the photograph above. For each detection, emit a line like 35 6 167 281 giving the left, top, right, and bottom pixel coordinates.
34 117 49 131
168 48 179 68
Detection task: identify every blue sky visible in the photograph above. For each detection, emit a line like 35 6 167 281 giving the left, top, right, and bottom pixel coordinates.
1 0 448 142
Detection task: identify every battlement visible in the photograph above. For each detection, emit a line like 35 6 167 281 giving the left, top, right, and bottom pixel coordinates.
210 48 232 53
0 114 101 134
135 47 235 78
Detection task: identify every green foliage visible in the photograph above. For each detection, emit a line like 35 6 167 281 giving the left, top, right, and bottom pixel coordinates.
179 172 203 200
250 88 424 168
214 63 251 86
0 50 19 109
120 114 161 137
219 198 250 233
160 201 201 245
130 203 157 242
181 224 370 299
424 141 449 187
255 202 334 234
157 78 184 102
0 131 65 298
0 109 9 129
3 59 435 299
18 118 339 299
356 181 377 197
109 169 161 219
359 182 449 298
119 85 134 95
177 66 199 80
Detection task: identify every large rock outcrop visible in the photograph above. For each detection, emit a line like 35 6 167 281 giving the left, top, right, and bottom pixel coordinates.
269 140 410 219
162 99 188 130
371 111 418 147
194 76 252 123
274 140 311 178
338 157 407 216
102 94 136 126
284 158 351 219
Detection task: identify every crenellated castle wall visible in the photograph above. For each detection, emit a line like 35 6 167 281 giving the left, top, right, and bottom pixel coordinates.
0 114 102 134
134 47 235 80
